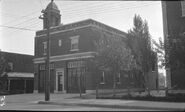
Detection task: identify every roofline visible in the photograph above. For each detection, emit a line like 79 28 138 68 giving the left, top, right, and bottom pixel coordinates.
36 18 127 36
36 18 94 32
0 51 34 56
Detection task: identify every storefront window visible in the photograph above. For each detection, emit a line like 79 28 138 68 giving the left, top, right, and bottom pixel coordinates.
67 60 86 93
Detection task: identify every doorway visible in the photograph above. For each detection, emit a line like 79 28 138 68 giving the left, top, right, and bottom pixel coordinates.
56 69 64 92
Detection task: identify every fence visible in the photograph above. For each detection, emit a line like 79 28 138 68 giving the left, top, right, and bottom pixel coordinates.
96 82 170 98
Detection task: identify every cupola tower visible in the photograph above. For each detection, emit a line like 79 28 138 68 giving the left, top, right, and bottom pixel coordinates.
43 0 61 29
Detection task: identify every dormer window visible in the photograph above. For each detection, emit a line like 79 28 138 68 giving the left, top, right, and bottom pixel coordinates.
70 35 79 51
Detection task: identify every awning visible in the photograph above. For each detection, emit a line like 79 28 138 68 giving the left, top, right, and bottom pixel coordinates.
7 72 34 78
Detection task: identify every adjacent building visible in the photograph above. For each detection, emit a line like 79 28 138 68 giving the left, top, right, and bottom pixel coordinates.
0 51 34 94
162 1 185 94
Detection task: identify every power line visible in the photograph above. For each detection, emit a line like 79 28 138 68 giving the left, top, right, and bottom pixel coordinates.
1 1 158 30
2 10 40 26
62 2 159 19
0 1 160 32
60 1 153 14
0 25 36 31
13 16 38 27
58 2 158 18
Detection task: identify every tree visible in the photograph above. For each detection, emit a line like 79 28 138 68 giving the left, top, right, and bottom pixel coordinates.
152 33 185 70
127 14 156 94
0 52 9 92
152 37 165 69
94 34 138 96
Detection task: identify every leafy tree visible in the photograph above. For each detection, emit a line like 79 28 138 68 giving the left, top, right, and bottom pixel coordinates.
153 33 185 70
152 37 165 69
127 14 156 93
94 34 138 96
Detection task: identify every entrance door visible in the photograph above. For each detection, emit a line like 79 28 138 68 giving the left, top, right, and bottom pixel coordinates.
56 69 64 92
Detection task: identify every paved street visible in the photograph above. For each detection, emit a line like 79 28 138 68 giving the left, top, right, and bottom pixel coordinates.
0 93 185 111
1 102 158 111
0 93 158 111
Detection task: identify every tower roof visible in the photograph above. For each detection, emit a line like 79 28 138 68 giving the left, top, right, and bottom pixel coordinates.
46 0 59 13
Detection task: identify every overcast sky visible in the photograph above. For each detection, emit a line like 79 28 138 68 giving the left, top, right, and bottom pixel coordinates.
0 0 163 55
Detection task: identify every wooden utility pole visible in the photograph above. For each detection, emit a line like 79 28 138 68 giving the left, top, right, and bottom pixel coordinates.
39 8 50 101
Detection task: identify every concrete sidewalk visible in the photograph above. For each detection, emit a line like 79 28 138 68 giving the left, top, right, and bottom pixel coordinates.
37 94 185 111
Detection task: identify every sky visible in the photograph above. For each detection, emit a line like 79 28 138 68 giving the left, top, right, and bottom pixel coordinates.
0 0 163 56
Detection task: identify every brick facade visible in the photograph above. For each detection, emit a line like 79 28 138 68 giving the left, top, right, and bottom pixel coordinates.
162 1 185 92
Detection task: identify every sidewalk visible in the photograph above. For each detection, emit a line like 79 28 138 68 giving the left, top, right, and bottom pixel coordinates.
37 93 185 111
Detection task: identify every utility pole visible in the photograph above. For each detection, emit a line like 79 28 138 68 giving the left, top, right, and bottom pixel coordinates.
39 8 50 101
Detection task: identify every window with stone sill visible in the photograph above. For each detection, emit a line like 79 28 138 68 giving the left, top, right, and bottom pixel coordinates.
43 41 47 55
70 35 79 51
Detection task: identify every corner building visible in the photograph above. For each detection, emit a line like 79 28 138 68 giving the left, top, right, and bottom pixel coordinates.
33 1 143 93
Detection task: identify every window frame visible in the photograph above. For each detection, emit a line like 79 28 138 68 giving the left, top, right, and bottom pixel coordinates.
8 62 13 71
58 39 62 47
100 71 105 84
70 35 79 51
43 41 47 55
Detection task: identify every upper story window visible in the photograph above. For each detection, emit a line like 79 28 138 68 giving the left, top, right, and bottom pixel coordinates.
100 71 105 84
8 62 13 71
181 1 185 17
58 39 62 47
43 41 47 55
70 35 79 51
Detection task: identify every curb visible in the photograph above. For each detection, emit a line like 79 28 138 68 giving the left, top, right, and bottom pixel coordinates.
37 101 185 111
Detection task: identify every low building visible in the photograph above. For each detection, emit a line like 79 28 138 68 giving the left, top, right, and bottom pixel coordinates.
0 51 34 94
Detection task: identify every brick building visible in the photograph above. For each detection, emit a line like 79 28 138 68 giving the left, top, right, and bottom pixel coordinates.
33 1 158 94
0 51 34 94
162 1 185 94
